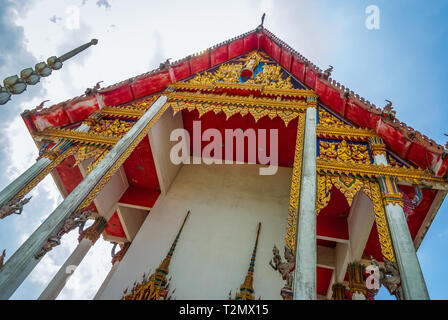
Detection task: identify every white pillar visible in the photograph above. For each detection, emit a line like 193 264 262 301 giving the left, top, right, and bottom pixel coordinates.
94 261 120 300
0 123 92 217
293 107 317 300
0 96 167 299
0 158 51 210
384 203 429 299
369 135 430 300
38 238 93 300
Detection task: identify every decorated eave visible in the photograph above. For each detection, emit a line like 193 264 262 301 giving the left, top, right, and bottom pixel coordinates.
21 26 448 178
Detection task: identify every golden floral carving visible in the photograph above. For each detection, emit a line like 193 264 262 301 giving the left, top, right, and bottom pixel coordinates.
187 51 293 90
285 113 305 252
318 108 351 128
316 173 333 214
316 173 396 262
318 140 370 164
363 182 396 262
316 158 446 185
90 119 134 136
167 101 301 127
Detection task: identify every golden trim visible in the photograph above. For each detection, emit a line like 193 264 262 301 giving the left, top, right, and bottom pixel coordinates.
316 125 376 141
34 128 120 147
286 113 305 252
167 91 309 111
316 158 446 185
16 147 76 198
100 106 145 119
382 192 404 207
167 101 301 127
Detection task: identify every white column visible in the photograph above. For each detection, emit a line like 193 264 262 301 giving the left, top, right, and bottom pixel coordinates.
0 123 92 217
0 158 51 210
293 107 317 300
38 237 93 300
0 96 167 299
369 136 430 300
94 261 120 300
384 203 429 299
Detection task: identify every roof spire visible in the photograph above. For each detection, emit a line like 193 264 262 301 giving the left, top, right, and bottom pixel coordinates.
256 13 266 32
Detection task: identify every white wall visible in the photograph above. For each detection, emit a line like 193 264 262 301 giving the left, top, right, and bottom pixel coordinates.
98 163 292 300
148 107 184 194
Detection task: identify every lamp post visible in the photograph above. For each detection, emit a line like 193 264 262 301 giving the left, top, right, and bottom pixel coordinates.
0 39 98 105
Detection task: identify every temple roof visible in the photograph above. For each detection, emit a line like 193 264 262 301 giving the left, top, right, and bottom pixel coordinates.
21 26 448 178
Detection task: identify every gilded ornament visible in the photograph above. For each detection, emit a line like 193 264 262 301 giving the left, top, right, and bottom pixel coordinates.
229 222 261 300
347 262 367 296
122 211 190 300
285 113 305 252
318 140 370 164
316 174 396 262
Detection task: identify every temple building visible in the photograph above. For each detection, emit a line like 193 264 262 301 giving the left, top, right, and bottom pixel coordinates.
0 23 447 300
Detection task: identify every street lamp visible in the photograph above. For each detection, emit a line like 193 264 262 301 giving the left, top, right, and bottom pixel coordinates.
0 39 98 105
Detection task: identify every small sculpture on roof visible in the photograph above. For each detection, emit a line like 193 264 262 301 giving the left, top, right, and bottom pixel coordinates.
382 99 396 121
35 100 50 112
85 81 103 96
322 65 333 80
159 58 172 70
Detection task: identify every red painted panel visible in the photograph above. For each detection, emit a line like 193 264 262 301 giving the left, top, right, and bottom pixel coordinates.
105 211 126 238
210 45 228 67
243 33 258 52
190 54 211 75
435 156 448 177
172 61 191 81
55 155 84 194
280 49 292 72
315 80 345 116
400 185 437 239
64 98 99 123
119 185 160 208
406 142 432 170
260 34 271 55
363 224 384 262
131 71 170 99
317 266 333 296
101 85 134 106
345 101 379 130
291 58 305 82
33 108 71 131
271 42 281 62
122 137 160 190
304 69 317 89
228 39 244 59
317 187 350 240
21 114 37 134
181 108 298 167
377 123 410 160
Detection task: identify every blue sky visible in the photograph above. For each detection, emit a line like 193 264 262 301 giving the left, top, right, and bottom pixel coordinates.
0 0 447 300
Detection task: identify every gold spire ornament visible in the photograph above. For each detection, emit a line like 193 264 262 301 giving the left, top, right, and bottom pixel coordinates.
122 211 190 300
229 222 261 300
